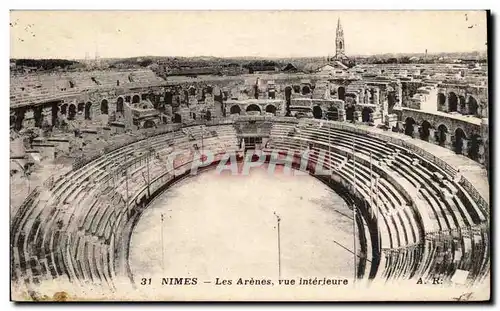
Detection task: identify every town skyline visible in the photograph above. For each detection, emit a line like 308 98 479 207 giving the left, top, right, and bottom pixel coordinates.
11 11 488 60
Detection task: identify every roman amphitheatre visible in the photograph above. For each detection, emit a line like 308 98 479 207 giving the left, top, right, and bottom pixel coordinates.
10 23 490 299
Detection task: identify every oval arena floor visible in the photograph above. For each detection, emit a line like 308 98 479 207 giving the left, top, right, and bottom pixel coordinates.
129 166 356 287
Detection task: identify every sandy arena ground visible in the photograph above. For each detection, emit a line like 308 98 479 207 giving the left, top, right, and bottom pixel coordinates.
129 165 356 298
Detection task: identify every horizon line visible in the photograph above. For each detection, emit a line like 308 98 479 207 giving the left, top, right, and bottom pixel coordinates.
10 50 488 61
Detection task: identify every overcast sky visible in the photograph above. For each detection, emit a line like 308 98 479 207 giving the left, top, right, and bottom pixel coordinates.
10 11 488 59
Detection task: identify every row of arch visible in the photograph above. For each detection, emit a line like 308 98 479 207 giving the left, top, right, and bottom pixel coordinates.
11 90 204 130
309 105 373 122
404 117 483 161
57 94 147 121
58 102 93 120
229 104 277 115
283 86 347 99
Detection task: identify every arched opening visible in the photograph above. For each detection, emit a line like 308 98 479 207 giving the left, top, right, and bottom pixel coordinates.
448 92 458 112
84 102 92 120
117 97 124 113
326 107 339 121
265 105 277 115
205 110 212 121
192 113 197 120
125 95 131 103
77 102 85 113
246 104 261 114
419 121 432 141
468 135 482 161
60 104 68 115
453 128 467 154
292 85 301 93
14 109 25 131
68 104 76 120
33 107 43 128
387 92 396 114
51 104 58 126
100 99 109 115
144 120 156 129
346 105 355 122
230 105 241 115
165 92 173 106
345 96 356 106
302 85 311 95
338 87 346 101
362 107 373 123
285 86 292 114
437 124 448 146
189 87 196 96
173 113 182 123
437 93 446 111
132 95 140 104
404 117 416 137
467 96 478 116
285 86 292 102
371 89 379 105
312 106 323 119
459 95 466 112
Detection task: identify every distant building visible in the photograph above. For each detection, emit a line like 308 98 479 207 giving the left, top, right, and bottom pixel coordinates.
220 63 249 76
162 66 221 77
282 63 298 73
247 65 279 74
328 18 350 66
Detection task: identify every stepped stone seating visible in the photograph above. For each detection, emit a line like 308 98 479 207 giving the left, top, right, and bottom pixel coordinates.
266 119 488 282
10 69 166 107
12 123 239 290
12 118 488 290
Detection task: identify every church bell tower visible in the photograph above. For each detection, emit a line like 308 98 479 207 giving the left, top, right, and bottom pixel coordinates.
335 18 346 60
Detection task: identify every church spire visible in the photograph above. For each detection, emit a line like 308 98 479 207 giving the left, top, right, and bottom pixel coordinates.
337 18 343 34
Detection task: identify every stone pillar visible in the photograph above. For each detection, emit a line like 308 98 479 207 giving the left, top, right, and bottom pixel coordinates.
478 142 485 164
373 88 380 106
23 110 35 129
358 89 364 104
396 82 403 109
413 126 420 139
353 111 361 123
338 109 346 122
461 139 469 157
395 121 404 133
444 133 453 149
42 107 52 127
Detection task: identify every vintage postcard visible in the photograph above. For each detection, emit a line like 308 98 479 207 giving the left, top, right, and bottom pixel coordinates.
9 10 490 301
